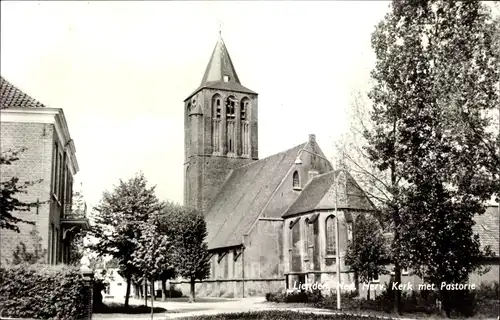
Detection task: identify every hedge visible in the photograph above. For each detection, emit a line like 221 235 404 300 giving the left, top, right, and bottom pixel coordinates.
266 281 500 317
177 310 390 320
0 263 90 319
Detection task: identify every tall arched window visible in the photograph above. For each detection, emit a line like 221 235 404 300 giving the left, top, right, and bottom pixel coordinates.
240 98 250 155
293 171 300 189
226 97 236 119
304 218 310 260
325 215 336 255
212 96 221 119
212 94 222 153
226 96 236 153
308 219 314 253
240 99 249 121
290 218 301 272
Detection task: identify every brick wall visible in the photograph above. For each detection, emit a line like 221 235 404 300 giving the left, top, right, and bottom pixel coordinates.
244 220 284 279
184 87 258 212
0 122 54 265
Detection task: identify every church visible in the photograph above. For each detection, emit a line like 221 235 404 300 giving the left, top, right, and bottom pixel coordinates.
172 34 378 298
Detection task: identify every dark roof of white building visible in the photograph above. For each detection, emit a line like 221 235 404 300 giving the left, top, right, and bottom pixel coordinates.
0 76 46 109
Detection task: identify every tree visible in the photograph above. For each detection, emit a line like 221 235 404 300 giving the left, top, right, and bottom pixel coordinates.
89 172 162 307
67 190 87 265
345 214 388 300
131 213 173 318
369 0 499 316
1 147 41 232
172 206 210 303
157 201 183 301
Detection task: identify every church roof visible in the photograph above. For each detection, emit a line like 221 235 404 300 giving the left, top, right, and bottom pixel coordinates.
1 76 46 109
282 170 376 218
185 35 256 101
472 205 499 257
205 142 307 250
383 205 499 257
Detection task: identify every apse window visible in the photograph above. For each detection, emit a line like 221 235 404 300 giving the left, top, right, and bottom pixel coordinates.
223 75 230 82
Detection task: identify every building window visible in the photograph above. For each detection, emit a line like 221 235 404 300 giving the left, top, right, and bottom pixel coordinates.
372 273 380 283
212 94 222 153
226 97 235 119
290 219 301 272
223 75 230 82
213 99 221 118
226 96 236 153
58 152 63 200
241 99 249 121
293 171 300 189
52 143 58 194
240 98 250 155
325 215 336 256
50 223 55 264
241 103 246 121
347 222 353 241
55 228 59 263
304 218 309 260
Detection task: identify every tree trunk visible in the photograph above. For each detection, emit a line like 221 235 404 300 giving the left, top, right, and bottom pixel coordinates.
151 279 155 301
150 278 155 320
394 264 402 314
441 289 451 318
367 281 371 301
390 108 401 315
144 279 148 306
125 276 132 307
134 282 140 299
189 277 195 303
161 279 167 302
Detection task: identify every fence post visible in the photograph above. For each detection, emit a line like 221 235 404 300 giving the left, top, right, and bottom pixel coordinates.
81 266 95 319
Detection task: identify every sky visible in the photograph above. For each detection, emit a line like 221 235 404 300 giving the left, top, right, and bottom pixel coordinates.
1 1 392 209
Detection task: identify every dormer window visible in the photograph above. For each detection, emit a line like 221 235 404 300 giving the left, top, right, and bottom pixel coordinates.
293 171 300 189
223 75 230 82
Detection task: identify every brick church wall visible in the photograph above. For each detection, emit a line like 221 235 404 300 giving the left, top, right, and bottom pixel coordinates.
0 122 54 265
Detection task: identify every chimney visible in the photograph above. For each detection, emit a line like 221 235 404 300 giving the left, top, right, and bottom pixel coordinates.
308 134 316 143
308 170 319 181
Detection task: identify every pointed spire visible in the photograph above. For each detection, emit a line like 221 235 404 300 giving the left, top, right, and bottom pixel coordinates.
200 31 241 86
185 29 257 101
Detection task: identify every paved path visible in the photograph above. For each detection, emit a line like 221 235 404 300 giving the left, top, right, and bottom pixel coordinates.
94 296 421 320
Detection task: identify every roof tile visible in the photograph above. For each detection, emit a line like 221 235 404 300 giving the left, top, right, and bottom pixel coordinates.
205 143 306 250
1 76 46 109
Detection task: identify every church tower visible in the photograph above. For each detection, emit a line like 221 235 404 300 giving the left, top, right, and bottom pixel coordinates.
184 34 258 213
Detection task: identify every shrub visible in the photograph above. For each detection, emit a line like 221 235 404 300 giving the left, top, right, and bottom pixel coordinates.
265 289 322 303
94 302 167 314
0 263 90 319
168 286 184 298
178 310 392 319
470 281 499 317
